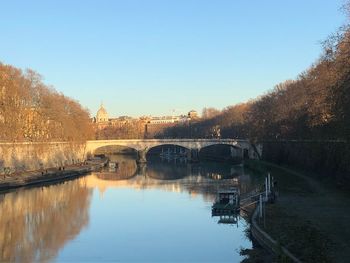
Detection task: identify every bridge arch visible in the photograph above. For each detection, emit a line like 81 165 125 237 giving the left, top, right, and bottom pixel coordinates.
199 144 243 163
146 144 191 155
93 145 138 156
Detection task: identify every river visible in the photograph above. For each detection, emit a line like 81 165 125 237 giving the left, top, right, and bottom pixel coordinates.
0 155 263 262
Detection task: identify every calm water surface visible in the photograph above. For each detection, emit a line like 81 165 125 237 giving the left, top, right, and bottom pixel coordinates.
0 155 262 262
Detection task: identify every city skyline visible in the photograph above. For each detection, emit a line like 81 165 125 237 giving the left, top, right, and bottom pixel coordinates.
0 0 346 117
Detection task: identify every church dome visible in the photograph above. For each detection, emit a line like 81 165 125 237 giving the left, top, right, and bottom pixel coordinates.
96 104 109 122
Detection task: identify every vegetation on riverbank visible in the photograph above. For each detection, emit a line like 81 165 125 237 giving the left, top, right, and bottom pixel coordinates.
0 63 94 142
244 160 350 263
262 141 350 189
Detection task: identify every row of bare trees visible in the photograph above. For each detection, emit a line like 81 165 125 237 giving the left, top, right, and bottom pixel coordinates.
0 63 94 142
95 121 146 139
159 22 350 142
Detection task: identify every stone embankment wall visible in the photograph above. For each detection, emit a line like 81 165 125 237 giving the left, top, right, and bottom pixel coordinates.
262 140 350 188
0 142 86 173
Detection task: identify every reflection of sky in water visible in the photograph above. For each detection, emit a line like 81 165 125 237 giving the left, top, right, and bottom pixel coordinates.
56 187 251 262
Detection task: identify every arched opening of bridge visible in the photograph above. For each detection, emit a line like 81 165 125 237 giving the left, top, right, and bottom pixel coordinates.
146 144 190 163
199 144 243 164
93 145 138 157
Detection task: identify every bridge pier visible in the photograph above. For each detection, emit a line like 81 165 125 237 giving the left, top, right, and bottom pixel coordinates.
137 162 147 177
187 148 199 163
137 148 148 163
230 147 244 159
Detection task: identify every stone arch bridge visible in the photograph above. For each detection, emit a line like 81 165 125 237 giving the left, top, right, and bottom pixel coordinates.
85 139 261 163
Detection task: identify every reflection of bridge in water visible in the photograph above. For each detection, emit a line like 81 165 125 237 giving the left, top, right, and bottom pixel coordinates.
82 173 237 202
81 158 257 203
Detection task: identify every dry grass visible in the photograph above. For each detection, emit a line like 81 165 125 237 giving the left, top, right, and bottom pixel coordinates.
246 161 350 263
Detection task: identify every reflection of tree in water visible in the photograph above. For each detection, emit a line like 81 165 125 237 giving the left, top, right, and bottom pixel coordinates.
198 162 240 180
0 179 92 262
98 159 138 181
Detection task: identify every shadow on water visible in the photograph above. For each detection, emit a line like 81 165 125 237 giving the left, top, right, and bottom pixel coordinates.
97 154 138 181
146 155 189 180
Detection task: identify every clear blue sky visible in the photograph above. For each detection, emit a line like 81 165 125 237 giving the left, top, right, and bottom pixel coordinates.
0 0 346 117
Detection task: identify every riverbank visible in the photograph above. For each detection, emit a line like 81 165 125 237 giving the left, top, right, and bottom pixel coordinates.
0 158 107 192
244 160 350 263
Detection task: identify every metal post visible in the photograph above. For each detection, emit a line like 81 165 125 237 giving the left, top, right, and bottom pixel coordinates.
268 173 271 193
259 194 263 218
264 198 266 228
265 177 268 201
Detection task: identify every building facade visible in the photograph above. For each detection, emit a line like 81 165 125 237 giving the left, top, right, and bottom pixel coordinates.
93 105 199 138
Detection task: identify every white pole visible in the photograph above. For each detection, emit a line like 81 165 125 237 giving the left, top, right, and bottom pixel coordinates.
268 173 271 193
265 177 268 201
259 194 263 218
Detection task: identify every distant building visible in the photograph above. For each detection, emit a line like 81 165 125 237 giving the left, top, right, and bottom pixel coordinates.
96 104 109 123
188 110 198 120
93 104 197 137
148 116 180 124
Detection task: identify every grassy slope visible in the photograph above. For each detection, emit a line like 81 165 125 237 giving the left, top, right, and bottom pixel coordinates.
245 160 350 263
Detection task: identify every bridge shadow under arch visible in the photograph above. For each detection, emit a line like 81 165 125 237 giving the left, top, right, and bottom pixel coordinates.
97 156 138 181
93 146 138 181
146 144 189 179
146 144 190 156
199 144 243 163
146 161 189 180
93 145 138 156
